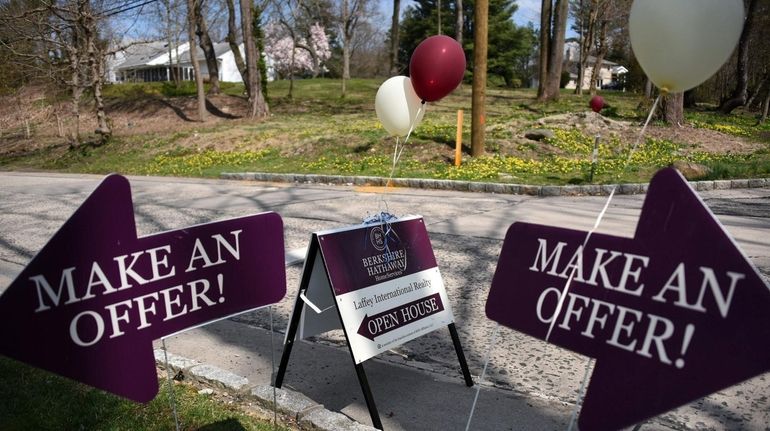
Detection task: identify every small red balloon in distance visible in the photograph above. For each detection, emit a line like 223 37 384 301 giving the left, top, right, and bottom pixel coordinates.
590 95 605 113
409 35 466 102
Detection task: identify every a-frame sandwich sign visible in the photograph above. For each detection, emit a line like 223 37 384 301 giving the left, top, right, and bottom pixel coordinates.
275 215 472 429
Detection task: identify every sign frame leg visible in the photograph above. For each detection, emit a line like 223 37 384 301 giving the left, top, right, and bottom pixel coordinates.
273 237 384 430
274 239 319 389
327 265 384 429
353 361 384 430
448 323 474 387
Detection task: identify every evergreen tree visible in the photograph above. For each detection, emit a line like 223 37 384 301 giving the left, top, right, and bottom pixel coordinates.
399 0 535 87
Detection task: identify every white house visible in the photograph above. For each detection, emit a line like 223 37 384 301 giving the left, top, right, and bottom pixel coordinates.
530 41 627 90
107 40 249 84
563 40 627 90
565 55 628 90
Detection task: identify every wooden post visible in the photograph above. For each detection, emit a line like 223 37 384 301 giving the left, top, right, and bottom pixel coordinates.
455 109 463 166
471 0 488 157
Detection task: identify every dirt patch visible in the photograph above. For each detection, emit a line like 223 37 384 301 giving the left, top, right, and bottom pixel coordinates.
0 91 255 157
640 124 761 154
532 110 763 155
0 89 763 162
108 94 251 136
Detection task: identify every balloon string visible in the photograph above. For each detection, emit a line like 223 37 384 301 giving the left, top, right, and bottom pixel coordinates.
465 324 500 431
377 103 425 216
567 358 595 431
619 95 662 177
543 95 661 431
385 103 424 190
545 94 660 343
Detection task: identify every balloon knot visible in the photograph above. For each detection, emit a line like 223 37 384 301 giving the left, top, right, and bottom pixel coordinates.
421 100 426 105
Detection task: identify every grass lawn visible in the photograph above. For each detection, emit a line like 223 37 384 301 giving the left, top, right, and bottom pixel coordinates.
0 356 292 431
1 79 768 185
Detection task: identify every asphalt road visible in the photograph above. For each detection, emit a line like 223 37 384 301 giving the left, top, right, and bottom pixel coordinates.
1 172 768 430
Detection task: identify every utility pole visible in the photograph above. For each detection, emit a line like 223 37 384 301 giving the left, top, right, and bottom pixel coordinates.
471 0 488 157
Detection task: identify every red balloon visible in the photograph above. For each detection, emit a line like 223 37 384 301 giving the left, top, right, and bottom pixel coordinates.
590 96 605 113
409 35 466 102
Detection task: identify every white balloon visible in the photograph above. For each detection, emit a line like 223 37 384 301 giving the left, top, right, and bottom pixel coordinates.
375 76 425 137
630 0 744 93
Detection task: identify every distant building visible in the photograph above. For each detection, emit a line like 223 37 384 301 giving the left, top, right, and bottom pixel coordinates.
565 55 628 91
529 40 627 91
563 40 627 90
106 40 273 84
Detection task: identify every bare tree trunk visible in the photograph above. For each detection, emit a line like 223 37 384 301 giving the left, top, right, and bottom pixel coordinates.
389 0 401 75
193 0 220 94
760 88 769 124
84 9 110 145
252 6 269 97
70 59 83 145
543 0 569 100
90 46 111 143
574 0 599 95
240 0 268 118
342 43 350 96
162 0 177 85
288 45 296 99
662 92 684 125
187 0 207 122
719 0 759 114
746 76 765 109
574 0 584 96
683 89 697 108
67 1 87 146
537 0 551 99
341 0 351 97
644 78 653 99
55 112 64 137
173 26 182 86
225 0 248 91
455 0 463 46
588 19 608 96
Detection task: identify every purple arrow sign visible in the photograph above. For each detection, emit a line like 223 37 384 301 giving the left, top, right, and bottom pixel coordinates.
0 174 286 403
356 292 445 341
487 168 770 431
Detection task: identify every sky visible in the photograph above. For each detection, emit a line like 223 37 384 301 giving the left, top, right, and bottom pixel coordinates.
514 0 542 27
377 0 553 31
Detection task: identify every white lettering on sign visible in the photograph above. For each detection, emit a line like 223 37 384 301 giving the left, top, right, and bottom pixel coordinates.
532 256 747 367
528 239 650 297
30 231 242 314
186 230 242 272
652 263 745 318
367 312 399 335
535 288 679 364
67 277 225 346
27 230 244 349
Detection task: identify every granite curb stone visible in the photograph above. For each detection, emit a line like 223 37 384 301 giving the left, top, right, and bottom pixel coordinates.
153 349 377 431
223 172 769 195
154 349 202 371
300 408 379 431
188 363 250 392
250 385 321 421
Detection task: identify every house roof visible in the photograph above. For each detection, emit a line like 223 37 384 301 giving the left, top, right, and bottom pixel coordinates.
584 55 618 67
176 42 237 64
116 41 171 69
114 40 239 71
